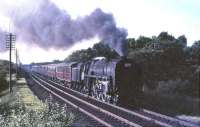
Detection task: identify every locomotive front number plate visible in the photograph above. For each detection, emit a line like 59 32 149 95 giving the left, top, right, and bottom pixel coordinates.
124 63 132 68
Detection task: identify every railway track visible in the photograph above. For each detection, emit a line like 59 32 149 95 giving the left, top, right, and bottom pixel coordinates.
31 73 199 127
32 74 142 127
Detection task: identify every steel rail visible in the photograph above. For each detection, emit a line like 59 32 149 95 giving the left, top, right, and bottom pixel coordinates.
32 74 142 127
34 73 174 127
32 76 112 127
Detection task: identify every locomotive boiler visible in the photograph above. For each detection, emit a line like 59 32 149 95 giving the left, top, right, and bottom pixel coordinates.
82 57 143 105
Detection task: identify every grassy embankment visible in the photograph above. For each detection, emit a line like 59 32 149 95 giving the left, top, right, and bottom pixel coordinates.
0 60 74 126
0 77 75 126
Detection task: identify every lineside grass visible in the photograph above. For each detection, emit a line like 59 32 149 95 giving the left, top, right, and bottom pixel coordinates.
0 77 75 127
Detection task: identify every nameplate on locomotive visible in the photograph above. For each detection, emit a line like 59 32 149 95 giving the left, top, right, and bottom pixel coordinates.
124 63 132 67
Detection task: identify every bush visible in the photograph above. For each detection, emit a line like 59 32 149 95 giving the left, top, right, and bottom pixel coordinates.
0 73 8 92
0 97 74 127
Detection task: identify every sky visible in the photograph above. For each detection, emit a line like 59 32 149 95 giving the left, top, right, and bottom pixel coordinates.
0 0 200 64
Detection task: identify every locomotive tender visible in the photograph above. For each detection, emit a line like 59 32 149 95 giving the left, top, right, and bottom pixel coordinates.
31 57 143 105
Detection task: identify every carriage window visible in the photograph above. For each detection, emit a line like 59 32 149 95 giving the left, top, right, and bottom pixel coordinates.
57 67 63 72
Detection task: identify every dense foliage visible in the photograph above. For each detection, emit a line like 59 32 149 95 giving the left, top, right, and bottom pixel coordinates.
0 60 17 93
65 42 119 62
0 98 74 127
189 40 200 62
0 74 7 93
128 32 199 98
128 32 187 50
0 60 9 92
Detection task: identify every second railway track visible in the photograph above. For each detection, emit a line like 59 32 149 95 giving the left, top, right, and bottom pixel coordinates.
32 73 143 127
31 73 199 127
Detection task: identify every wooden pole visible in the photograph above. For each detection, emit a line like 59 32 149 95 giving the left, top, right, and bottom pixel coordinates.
9 33 12 93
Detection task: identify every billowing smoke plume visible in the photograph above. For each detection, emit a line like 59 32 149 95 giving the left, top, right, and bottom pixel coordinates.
12 0 128 56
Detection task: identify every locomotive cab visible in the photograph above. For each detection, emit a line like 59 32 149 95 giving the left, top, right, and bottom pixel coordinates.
116 57 143 107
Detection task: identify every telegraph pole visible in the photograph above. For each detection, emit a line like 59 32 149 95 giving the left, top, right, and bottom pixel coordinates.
16 49 18 78
6 33 16 93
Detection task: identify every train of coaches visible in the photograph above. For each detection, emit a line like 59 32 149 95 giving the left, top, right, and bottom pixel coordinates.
26 57 143 106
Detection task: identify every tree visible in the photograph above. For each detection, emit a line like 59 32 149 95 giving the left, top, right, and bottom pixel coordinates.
155 32 187 51
177 35 187 47
158 32 175 41
0 73 8 92
190 40 200 63
66 49 90 62
191 40 200 52
135 36 152 48
53 60 61 63
93 42 119 59
127 38 136 49
65 42 118 62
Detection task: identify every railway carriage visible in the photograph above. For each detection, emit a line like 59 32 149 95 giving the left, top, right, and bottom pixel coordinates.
55 62 77 83
47 64 57 79
32 64 46 75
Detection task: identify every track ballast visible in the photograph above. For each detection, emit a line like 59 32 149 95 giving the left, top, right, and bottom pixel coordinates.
31 73 199 127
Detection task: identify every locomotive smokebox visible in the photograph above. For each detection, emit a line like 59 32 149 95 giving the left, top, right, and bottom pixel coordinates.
120 56 127 60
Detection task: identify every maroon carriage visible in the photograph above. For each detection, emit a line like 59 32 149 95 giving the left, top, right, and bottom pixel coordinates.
55 62 77 83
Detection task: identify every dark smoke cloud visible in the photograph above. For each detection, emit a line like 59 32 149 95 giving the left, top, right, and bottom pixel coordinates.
12 0 128 56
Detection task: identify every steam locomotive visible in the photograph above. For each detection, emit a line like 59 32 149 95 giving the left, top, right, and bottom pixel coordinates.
31 57 143 106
